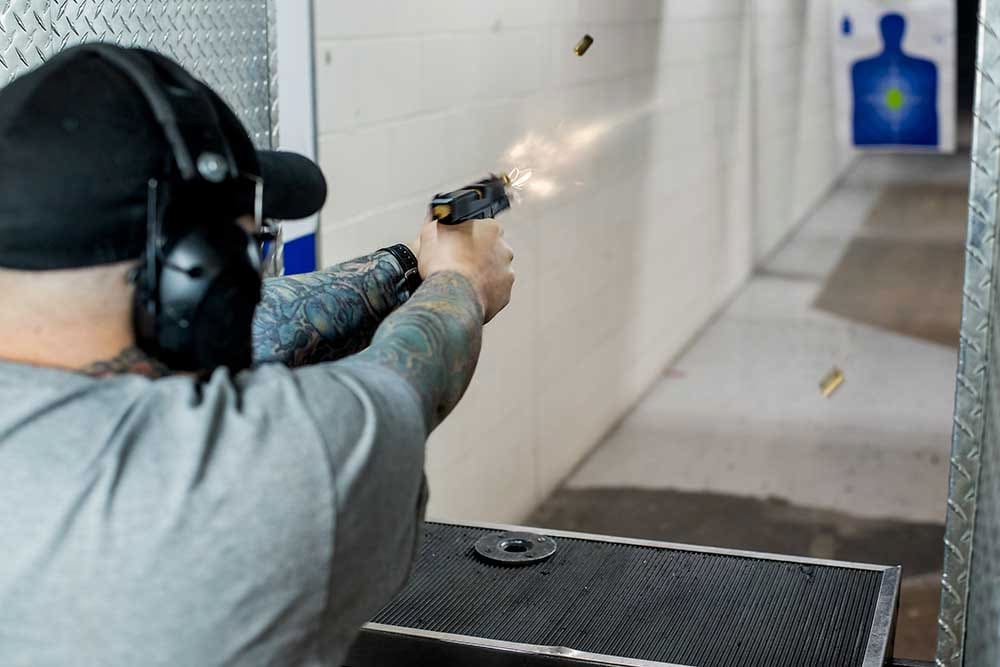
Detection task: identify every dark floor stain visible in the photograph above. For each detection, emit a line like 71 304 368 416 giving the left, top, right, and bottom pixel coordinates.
813 184 967 347
528 487 943 661
895 574 941 661
814 236 964 346
529 487 944 573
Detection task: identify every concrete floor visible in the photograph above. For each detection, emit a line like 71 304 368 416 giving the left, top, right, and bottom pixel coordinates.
530 149 970 662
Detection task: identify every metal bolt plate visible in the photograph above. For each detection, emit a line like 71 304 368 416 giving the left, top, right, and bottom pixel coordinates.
474 531 557 565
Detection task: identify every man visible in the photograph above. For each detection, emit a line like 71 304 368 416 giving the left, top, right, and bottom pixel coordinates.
0 45 515 666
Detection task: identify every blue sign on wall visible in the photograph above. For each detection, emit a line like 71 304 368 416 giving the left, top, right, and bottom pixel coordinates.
834 0 955 153
851 14 939 147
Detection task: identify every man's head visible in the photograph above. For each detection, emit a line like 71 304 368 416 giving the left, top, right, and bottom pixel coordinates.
0 45 327 374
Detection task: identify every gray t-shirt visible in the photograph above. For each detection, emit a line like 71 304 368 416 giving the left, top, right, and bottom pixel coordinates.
0 357 429 666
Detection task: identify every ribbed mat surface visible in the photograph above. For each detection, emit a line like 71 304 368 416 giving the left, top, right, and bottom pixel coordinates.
369 523 884 667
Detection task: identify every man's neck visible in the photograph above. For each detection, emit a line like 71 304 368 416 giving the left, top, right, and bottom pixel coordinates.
0 332 164 378
79 346 171 379
0 260 163 377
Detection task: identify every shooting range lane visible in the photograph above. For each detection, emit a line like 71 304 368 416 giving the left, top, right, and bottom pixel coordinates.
533 148 969 662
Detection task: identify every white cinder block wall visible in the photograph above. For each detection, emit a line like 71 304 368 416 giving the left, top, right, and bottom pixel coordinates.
312 0 849 523
754 0 855 257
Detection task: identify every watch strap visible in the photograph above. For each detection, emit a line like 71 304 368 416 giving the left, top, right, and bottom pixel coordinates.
379 243 422 298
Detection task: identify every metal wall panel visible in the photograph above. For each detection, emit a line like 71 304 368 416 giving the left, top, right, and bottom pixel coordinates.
938 1 1000 665
0 0 275 147
267 0 279 149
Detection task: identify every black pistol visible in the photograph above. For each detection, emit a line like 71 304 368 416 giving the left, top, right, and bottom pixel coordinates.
430 174 511 225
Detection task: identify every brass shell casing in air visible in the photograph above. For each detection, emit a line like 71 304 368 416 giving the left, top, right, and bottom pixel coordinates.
819 368 845 398
575 34 594 56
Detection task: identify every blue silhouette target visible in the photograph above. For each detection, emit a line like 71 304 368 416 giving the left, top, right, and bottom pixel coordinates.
851 13 939 147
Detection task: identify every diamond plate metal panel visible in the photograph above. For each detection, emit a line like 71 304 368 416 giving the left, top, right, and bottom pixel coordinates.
937 3 1000 666
0 0 275 147
266 0 278 148
0 0 53 84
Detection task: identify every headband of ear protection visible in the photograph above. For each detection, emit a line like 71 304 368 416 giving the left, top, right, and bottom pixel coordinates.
78 45 264 373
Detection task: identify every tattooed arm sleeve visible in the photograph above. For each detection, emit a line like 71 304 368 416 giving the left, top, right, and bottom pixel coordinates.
252 252 408 368
354 272 483 431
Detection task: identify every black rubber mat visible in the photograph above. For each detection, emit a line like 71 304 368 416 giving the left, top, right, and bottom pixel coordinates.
361 523 889 667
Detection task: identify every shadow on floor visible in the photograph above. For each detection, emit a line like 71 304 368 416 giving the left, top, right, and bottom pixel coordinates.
528 487 942 661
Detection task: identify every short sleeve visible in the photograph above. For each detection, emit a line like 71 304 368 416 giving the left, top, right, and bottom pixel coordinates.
289 358 430 654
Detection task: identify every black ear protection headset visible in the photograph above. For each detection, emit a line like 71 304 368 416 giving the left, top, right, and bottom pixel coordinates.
79 45 265 373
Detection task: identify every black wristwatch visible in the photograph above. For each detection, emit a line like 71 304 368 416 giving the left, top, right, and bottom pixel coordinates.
379 243 422 299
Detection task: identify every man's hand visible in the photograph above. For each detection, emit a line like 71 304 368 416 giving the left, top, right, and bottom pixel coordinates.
415 219 515 323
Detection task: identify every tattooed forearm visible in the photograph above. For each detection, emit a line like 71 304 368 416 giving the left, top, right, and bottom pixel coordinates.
253 254 483 429
81 346 171 379
357 272 483 431
252 252 407 367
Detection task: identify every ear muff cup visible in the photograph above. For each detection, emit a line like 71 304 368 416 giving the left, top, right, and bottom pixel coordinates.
137 223 261 372
78 46 264 374
188 266 261 372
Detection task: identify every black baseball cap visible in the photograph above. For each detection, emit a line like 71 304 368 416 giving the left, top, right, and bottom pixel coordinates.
0 45 327 271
